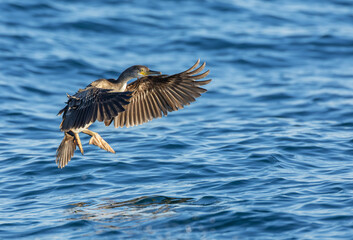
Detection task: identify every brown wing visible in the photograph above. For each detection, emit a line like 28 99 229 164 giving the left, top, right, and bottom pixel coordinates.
111 60 211 128
59 87 131 131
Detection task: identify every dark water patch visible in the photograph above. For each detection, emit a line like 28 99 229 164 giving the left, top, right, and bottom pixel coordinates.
257 13 295 24
160 142 191 150
0 33 33 42
253 92 294 101
4 2 60 12
20 85 52 96
321 215 353 222
44 58 94 70
0 96 26 104
42 20 119 34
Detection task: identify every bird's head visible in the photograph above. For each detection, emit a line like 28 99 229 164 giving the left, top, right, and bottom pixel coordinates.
127 65 162 79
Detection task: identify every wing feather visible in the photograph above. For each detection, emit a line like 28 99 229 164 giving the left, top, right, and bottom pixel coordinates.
170 87 192 105
140 92 147 123
59 87 131 131
148 94 160 119
164 90 178 111
103 104 112 120
154 90 169 114
91 104 97 123
97 103 104 122
168 88 186 107
158 89 176 111
135 94 140 125
112 60 211 128
127 100 133 128
139 94 145 125
181 59 200 73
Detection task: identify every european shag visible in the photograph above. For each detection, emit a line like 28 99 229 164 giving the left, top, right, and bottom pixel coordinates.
56 60 211 168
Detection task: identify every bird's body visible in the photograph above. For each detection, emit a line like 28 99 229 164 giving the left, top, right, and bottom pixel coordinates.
88 78 127 91
56 60 211 168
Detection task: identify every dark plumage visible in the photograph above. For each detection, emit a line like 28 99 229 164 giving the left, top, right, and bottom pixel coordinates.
110 63 210 128
59 89 131 131
56 60 211 168
56 131 76 169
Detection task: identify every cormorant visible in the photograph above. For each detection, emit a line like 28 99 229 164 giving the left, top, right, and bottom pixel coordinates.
56 60 211 168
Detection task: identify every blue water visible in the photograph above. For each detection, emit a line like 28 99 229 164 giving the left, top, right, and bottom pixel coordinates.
1 0 353 239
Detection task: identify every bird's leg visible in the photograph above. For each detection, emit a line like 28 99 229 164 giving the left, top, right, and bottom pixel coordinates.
82 129 115 154
73 132 84 155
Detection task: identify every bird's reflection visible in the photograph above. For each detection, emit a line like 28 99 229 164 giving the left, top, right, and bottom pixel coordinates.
67 196 192 231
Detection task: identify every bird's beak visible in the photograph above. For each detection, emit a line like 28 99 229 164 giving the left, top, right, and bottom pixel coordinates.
147 70 162 75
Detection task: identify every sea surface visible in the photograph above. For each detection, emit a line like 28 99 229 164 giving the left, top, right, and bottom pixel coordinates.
1 0 353 239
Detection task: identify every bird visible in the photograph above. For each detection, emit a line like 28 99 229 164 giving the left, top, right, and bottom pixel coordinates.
56 59 211 168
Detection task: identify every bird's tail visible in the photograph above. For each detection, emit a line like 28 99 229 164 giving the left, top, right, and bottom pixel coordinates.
56 131 77 168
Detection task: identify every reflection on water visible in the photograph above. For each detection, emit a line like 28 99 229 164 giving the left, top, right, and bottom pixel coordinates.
67 196 192 231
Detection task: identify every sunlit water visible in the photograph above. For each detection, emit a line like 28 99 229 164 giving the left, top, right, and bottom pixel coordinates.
1 0 353 239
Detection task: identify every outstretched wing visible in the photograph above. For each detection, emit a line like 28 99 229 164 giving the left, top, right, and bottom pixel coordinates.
59 87 131 131
110 60 211 128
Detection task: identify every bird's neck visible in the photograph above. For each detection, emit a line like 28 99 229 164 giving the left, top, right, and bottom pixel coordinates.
116 70 134 84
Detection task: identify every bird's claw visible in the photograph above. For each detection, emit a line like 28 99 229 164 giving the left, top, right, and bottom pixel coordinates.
89 133 115 154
